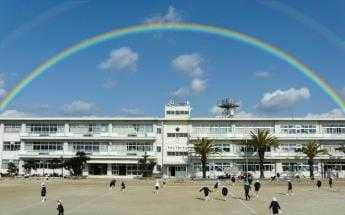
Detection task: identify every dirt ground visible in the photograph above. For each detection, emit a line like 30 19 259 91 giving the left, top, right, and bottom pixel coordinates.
0 178 344 215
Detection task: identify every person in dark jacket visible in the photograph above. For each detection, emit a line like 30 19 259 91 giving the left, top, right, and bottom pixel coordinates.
214 180 220 190
316 180 322 190
40 183 47 202
221 186 228 201
287 180 293 196
243 180 251 201
121 181 126 192
56 200 64 215
109 179 116 190
248 174 253 185
269 197 281 214
254 180 261 198
199 186 212 201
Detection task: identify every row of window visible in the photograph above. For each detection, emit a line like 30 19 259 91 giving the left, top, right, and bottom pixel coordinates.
193 162 273 172
3 142 21 151
111 164 141 175
167 133 188 137
166 110 189 115
167 151 188 156
126 143 153 152
1 159 19 169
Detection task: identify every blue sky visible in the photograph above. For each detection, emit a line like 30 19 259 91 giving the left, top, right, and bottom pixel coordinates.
0 0 344 117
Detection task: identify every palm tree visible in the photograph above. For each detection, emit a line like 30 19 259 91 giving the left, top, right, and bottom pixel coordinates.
22 159 38 175
193 138 216 179
297 141 328 179
244 130 280 179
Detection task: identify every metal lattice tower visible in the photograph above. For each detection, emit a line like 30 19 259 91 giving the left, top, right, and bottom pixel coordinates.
217 98 239 118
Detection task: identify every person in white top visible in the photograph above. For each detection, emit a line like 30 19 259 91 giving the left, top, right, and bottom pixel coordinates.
154 179 160 194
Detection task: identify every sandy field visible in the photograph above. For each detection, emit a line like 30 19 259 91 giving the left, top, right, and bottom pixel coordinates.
0 178 344 215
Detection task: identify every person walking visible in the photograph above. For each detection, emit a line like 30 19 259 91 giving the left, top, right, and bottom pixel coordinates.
329 177 333 190
121 181 126 192
109 179 116 190
316 180 322 190
231 176 236 186
254 180 261 198
243 180 251 201
56 200 64 215
154 179 160 194
221 186 228 201
287 180 293 196
199 186 212 201
40 183 47 202
269 197 282 215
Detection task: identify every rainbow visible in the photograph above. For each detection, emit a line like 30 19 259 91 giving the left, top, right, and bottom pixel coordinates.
1 22 344 112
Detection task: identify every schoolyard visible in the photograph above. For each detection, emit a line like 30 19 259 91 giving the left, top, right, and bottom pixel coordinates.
0 178 344 215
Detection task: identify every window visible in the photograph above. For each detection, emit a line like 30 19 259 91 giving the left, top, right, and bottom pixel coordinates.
157 127 162 134
192 123 232 136
156 146 161 152
126 143 153 152
215 143 231 153
167 133 188 138
280 144 300 152
282 162 317 172
281 124 316 134
4 124 21 133
70 123 108 134
32 142 63 151
240 146 271 153
3 142 20 151
27 123 64 134
167 151 188 156
237 162 273 172
323 125 345 134
70 142 103 152
113 124 153 135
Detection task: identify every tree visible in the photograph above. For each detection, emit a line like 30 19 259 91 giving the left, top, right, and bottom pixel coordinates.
296 141 328 179
138 153 156 177
193 138 216 179
244 130 280 179
22 159 38 175
7 162 18 176
63 151 90 176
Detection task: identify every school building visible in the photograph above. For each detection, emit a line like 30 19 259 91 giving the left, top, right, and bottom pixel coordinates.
1 102 345 178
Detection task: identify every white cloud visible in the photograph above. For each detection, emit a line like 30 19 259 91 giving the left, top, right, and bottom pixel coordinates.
102 79 118 89
144 6 182 24
61 100 98 116
190 78 207 94
305 109 345 118
0 109 32 117
99 47 138 72
171 87 190 98
257 87 310 111
121 108 144 116
254 70 272 78
171 54 203 77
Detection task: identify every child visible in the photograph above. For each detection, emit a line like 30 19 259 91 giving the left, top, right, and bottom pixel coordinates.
109 179 116 190
269 197 281 214
329 177 333 189
214 180 220 190
121 181 126 192
221 186 228 201
287 180 293 196
243 180 251 201
40 183 47 202
154 179 160 194
199 186 212 201
316 180 322 190
56 200 64 215
254 180 261 198
231 176 236 186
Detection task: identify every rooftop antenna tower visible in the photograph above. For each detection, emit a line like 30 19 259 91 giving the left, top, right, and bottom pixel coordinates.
217 98 239 118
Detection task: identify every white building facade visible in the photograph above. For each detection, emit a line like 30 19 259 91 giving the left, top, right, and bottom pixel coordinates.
1 102 345 178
